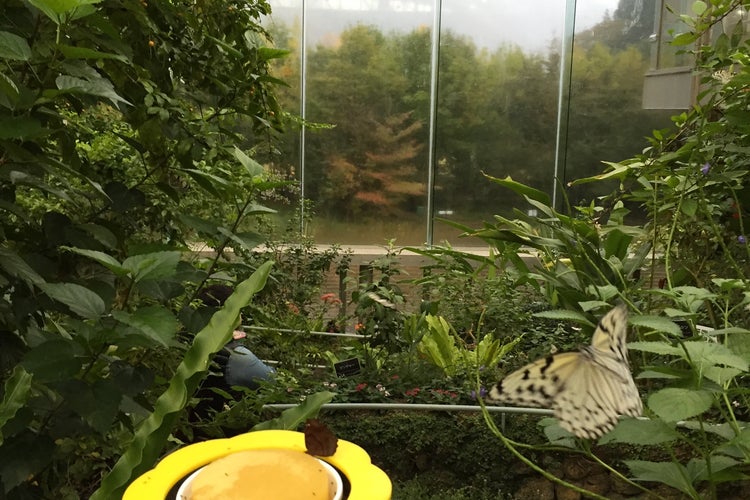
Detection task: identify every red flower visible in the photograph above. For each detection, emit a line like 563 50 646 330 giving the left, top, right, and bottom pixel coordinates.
391 374 399 380
405 387 421 397
355 383 368 392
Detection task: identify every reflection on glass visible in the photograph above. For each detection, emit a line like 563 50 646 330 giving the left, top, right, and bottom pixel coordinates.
654 0 692 69
432 1 565 244
273 0 435 245
564 0 674 207
265 0 681 246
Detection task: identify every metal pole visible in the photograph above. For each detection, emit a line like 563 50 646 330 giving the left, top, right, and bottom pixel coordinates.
425 0 442 246
552 0 577 210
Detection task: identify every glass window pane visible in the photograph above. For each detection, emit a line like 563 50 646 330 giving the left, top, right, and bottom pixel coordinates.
277 0 435 245
564 0 675 206
432 1 566 244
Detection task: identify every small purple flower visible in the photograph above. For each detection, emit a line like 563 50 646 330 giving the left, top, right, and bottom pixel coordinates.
470 387 488 400
739 235 746 244
701 162 710 175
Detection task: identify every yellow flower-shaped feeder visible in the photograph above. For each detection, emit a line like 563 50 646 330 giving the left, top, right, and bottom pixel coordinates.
123 429 391 499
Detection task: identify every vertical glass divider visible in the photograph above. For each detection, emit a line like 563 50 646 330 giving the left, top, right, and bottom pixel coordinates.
299 0 308 235
425 0 442 247
552 0 577 210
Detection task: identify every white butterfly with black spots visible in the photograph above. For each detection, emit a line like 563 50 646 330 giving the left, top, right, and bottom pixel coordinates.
488 305 642 439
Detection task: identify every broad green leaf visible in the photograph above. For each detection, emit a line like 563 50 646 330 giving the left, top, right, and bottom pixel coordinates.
0 31 31 61
122 251 181 282
112 306 179 347
683 341 748 371
216 227 263 251
27 0 101 23
483 173 551 205
61 246 127 275
598 417 679 445
91 261 273 500
56 379 122 435
688 456 739 482
648 388 714 422
53 74 131 107
178 214 221 236
602 228 632 260
252 391 336 431
629 315 682 337
532 309 593 327
624 460 695 495
0 246 45 285
628 341 682 356
680 198 697 216
233 146 264 177
58 44 128 62
78 223 118 249
39 282 106 319
691 1 707 15
0 116 43 139
21 339 82 383
0 434 55 494
0 72 20 106
0 366 33 445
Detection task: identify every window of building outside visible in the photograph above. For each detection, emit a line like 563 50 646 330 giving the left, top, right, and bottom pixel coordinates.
264 0 677 247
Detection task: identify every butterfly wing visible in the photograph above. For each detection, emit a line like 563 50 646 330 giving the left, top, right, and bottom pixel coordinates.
553 359 642 439
488 305 642 439
488 352 581 407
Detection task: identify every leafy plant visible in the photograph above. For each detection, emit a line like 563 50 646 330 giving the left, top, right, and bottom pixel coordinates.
0 0 290 497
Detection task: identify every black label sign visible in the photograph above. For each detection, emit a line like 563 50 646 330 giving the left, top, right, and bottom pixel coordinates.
334 358 362 377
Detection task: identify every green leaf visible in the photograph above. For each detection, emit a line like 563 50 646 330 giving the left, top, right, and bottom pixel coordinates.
27 0 101 23
122 251 181 282
691 1 707 15
257 47 291 61
178 214 221 236
681 198 698 216
61 246 127 275
629 314 682 337
683 341 748 371
625 460 695 496
533 309 593 327
0 433 55 494
0 116 44 139
628 341 682 356
233 146 264 177
39 282 106 319
21 339 82 383
0 72 20 106
0 246 45 285
602 228 632 260
598 417 679 445
53 74 131 107
252 391 336 431
112 306 179 348
483 173 551 205
0 31 31 61
58 44 128 62
648 388 714 422
569 161 633 185
0 366 33 446
417 315 458 376
91 261 273 500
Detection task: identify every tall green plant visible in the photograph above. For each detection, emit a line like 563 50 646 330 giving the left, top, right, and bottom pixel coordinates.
0 0 291 497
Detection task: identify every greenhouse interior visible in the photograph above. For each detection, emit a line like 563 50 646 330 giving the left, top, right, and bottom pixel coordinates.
1 0 750 499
